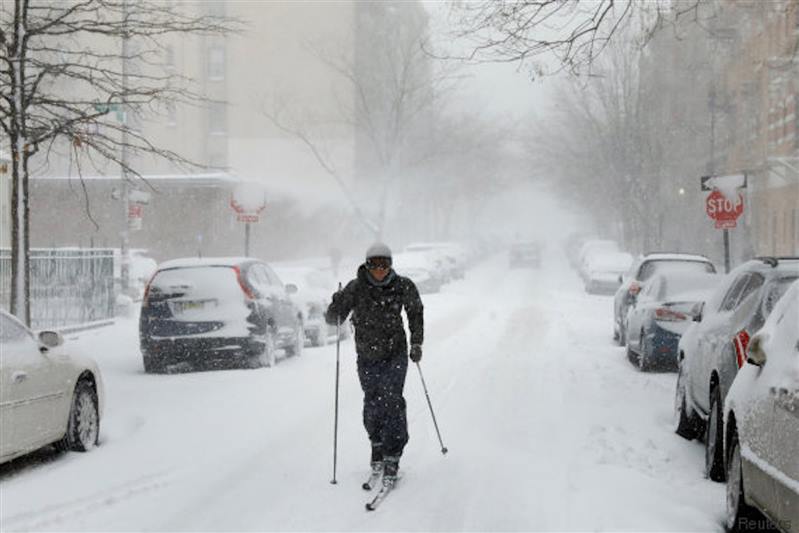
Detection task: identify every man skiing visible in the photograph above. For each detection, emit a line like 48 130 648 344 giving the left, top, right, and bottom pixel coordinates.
325 242 424 489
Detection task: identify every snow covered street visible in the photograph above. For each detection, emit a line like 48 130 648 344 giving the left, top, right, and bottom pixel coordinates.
0 249 726 532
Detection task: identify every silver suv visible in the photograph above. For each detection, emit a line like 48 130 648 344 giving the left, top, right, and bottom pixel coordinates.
673 257 799 482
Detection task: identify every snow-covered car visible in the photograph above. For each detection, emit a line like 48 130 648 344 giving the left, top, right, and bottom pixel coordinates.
139 257 304 372
613 253 716 345
576 239 619 281
723 279 799 533
392 252 442 294
675 257 798 482
404 242 463 281
509 240 542 268
272 266 349 347
625 271 721 370
0 309 104 464
583 251 633 294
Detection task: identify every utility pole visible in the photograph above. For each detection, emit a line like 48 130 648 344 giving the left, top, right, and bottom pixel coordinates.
120 0 131 294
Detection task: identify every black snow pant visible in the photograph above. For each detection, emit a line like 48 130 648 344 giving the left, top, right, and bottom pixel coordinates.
357 356 409 461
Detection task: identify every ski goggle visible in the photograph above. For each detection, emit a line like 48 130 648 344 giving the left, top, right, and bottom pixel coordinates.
366 257 391 271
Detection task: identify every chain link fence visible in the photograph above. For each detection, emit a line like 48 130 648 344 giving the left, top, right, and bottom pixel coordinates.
0 248 115 329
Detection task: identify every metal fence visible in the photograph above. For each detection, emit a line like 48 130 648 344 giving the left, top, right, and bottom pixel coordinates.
0 248 115 329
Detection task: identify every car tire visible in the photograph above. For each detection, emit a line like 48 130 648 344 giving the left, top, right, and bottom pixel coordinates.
286 324 304 357
626 343 638 366
248 330 276 368
59 379 100 452
726 433 761 531
673 360 700 440
637 329 650 371
705 385 726 482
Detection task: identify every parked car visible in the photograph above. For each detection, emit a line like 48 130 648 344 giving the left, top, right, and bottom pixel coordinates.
583 251 633 294
0 310 104 464
613 253 716 345
392 252 443 294
625 271 721 370
509 240 543 268
139 257 304 372
405 242 465 280
673 257 798 481
577 239 619 280
272 266 349 347
724 278 798 533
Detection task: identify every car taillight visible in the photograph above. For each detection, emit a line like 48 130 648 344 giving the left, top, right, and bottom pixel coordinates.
142 273 157 306
654 307 688 321
629 281 641 296
233 266 256 300
733 329 750 369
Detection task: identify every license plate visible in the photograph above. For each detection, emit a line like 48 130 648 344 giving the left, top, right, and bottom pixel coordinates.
172 300 209 315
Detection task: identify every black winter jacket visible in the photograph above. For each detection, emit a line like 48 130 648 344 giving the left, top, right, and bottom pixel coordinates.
325 265 423 361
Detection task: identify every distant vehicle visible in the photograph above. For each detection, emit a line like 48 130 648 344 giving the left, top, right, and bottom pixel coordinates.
674 257 798 482
0 310 104 464
625 271 721 370
724 279 799 533
613 253 716 345
139 257 304 372
584 251 633 294
392 252 443 294
404 242 465 280
509 241 542 268
577 239 619 280
272 266 349 347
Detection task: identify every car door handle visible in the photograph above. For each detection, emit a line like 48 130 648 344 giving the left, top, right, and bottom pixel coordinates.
11 371 28 384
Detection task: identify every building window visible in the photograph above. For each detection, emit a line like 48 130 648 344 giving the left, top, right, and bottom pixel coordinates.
208 102 226 135
208 46 225 81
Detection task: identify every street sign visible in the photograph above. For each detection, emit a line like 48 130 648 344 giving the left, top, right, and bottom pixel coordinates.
128 204 143 231
230 183 266 223
705 189 744 229
236 213 260 223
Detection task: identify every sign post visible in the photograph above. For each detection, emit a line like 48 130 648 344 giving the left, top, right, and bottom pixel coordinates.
230 183 266 257
701 174 746 273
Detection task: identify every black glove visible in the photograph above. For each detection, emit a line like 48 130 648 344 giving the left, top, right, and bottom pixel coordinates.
409 344 422 363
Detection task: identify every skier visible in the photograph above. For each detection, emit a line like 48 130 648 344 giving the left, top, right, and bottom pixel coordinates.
325 242 424 489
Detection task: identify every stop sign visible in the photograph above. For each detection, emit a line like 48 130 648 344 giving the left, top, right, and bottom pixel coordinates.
705 189 744 229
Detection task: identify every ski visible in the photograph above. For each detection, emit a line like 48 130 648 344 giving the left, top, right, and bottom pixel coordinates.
365 482 393 511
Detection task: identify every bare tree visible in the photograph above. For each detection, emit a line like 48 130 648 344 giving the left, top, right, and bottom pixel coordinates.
262 2 459 240
445 0 704 75
0 0 236 324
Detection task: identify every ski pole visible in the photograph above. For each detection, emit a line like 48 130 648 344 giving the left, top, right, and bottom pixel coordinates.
330 282 342 484
415 361 448 455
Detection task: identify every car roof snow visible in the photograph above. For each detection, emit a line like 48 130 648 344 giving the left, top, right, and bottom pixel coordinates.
157 257 256 270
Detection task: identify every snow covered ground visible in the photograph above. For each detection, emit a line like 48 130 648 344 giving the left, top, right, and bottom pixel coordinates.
0 248 726 532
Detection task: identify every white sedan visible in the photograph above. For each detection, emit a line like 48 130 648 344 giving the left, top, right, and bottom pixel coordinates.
0 310 104 464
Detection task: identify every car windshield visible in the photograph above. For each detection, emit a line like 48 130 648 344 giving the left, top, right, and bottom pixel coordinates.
639 260 714 281
149 266 239 300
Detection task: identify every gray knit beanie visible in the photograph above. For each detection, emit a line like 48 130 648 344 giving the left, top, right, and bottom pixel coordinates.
365 242 392 262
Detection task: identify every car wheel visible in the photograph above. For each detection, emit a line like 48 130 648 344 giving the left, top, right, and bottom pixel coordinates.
60 379 99 452
637 329 650 371
626 343 638 366
673 360 700 440
618 320 626 347
726 433 760 531
286 324 304 357
249 330 276 368
705 385 726 482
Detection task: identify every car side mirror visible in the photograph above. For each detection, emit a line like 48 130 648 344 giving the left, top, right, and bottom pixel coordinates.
618 275 623 284
285 283 298 295
38 330 63 349
746 334 767 367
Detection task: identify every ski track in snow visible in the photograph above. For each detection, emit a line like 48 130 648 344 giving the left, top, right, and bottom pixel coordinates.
0 251 726 531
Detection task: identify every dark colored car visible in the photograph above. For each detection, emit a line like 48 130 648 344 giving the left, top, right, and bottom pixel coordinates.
509 241 542 268
139 257 304 372
625 271 721 371
613 253 716 345
673 257 799 482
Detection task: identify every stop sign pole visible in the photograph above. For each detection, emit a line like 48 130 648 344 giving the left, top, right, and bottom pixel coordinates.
701 174 747 273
